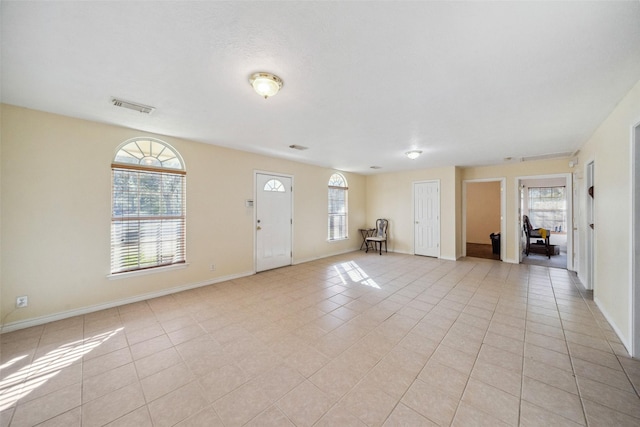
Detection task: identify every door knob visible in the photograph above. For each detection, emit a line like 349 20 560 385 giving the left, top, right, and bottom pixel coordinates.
257 226 262 230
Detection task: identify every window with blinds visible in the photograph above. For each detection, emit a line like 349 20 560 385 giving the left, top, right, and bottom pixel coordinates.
528 186 566 232
328 173 348 240
111 138 186 274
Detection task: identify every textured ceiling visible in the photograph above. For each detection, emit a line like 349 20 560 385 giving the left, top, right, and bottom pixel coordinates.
2 1 640 174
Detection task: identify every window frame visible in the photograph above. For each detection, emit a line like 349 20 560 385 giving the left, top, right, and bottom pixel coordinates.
527 186 566 232
328 173 348 241
110 138 186 275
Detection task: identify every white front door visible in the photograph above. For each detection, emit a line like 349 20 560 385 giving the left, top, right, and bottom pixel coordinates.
256 173 292 272
414 181 440 257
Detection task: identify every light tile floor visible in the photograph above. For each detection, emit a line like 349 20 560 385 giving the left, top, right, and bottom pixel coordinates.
2 252 640 426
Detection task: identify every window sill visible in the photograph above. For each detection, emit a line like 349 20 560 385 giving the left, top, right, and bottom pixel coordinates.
327 237 349 243
108 263 189 280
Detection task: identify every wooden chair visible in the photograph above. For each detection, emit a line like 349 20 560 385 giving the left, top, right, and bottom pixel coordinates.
366 219 388 255
523 215 550 258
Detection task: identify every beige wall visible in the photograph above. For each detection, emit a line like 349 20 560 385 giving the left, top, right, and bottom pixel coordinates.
466 181 501 244
0 105 366 328
576 78 640 347
363 161 572 262
365 167 458 260
462 160 572 263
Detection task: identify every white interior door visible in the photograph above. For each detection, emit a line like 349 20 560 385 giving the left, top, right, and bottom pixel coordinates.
633 123 640 357
586 162 595 290
256 173 292 272
414 181 440 257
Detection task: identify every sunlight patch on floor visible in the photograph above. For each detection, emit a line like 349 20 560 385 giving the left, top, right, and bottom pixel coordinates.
334 261 381 289
0 327 123 411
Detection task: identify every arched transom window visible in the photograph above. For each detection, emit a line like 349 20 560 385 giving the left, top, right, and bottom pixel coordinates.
328 173 348 240
264 179 286 192
111 138 186 274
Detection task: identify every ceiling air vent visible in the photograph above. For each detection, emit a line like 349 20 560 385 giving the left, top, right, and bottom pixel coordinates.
289 144 309 151
111 97 155 114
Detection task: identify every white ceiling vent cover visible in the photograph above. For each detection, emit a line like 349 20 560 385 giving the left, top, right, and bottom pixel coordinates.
111 97 155 114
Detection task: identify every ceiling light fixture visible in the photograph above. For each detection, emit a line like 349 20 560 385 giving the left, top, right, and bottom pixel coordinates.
405 150 422 160
520 151 574 162
249 72 283 99
111 97 155 114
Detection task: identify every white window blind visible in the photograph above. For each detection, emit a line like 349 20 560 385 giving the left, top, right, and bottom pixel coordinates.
528 186 566 232
328 173 348 240
111 139 186 274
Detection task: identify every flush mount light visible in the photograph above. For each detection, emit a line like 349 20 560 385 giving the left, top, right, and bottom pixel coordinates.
111 97 155 114
249 72 283 99
405 150 422 160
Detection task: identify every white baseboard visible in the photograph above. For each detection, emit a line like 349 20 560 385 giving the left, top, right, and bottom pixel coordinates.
593 296 632 355
577 272 592 290
0 271 254 334
390 249 412 255
293 247 361 265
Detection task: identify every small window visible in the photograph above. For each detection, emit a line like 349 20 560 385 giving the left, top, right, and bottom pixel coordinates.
264 179 285 192
111 138 186 274
328 173 348 240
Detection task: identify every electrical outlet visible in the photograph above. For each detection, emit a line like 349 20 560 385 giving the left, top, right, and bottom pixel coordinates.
16 296 28 308
210 264 216 271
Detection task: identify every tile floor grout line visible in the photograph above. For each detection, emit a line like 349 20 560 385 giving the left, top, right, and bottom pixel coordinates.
343 257 482 426
573 276 640 400
445 260 508 426
549 267 590 426
3 253 640 426
517 264 531 427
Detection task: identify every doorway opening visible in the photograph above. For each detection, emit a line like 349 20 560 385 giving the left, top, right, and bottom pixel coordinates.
517 173 573 270
462 178 505 261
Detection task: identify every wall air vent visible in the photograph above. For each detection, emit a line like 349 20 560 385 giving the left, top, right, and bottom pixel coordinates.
289 144 309 151
111 97 155 114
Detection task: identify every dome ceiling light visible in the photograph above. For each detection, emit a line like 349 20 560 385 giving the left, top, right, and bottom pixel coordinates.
405 150 422 160
249 72 283 99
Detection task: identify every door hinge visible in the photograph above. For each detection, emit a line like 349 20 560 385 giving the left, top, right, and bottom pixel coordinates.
291 218 293 224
